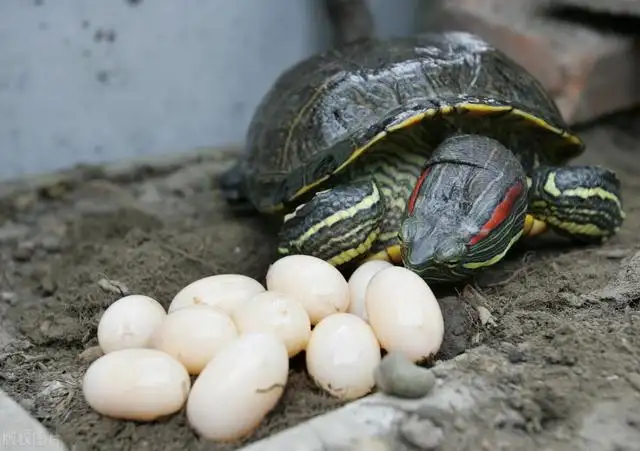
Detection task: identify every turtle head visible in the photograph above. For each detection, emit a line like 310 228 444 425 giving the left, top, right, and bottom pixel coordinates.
399 134 529 282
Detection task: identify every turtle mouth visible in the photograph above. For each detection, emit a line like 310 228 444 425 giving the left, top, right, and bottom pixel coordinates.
399 232 474 283
399 220 469 268
401 242 462 272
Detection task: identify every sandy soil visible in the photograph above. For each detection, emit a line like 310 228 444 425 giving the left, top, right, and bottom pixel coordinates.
1 112 640 451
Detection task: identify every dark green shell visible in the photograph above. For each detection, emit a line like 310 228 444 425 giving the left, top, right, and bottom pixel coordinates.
241 31 584 213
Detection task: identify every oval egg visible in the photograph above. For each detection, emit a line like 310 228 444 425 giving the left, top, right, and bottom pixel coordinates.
347 260 393 321
83 348 191 421
186 332 289 442
232 291 311 358
306 313 381 400
266 255 350 325
97 294 167 354
153 304 239 375
168 274 265 315
365 266 444 363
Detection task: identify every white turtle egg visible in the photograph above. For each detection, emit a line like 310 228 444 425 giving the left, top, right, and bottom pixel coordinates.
186 332 289 442
83 348 190 421
365 266 444 363
306 313 381 400
97 294 167 354
347 260 394 321
232 291 311 358
153 305 238 375
168 274 265 315
266 255 350 325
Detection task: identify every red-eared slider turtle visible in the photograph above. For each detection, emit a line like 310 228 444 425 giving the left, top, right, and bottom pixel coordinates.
221 31 625 282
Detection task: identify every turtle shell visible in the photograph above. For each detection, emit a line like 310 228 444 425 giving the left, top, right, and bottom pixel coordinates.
242 31 584 214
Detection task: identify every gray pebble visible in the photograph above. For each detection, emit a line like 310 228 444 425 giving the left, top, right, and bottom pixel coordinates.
78 346 104 364
374 352 436 399
453 416 467 431
1 291 18 305
40 234 63 252
13 241 35 261
399 416 444 450
0 222 29 243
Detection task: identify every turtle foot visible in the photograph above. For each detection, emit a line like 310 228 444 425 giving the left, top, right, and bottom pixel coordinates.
528 165 624 243
277 180 385 267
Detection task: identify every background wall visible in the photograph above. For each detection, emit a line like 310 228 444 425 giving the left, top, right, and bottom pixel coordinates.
0 0 422 181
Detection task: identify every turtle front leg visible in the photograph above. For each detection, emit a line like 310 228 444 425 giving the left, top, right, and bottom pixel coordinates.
277 180 385 266
526 165 625 243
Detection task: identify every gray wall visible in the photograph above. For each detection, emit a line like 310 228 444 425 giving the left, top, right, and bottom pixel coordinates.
0 0 421 181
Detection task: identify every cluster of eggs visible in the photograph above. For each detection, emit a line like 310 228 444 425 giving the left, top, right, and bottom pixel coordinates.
82 254 444 443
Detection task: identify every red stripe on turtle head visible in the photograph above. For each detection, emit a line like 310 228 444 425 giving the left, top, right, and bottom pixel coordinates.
407 167 432 215
469 180 524 246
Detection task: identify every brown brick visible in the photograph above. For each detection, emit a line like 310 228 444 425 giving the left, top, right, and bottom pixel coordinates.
431 0 640 125
548 0 640 16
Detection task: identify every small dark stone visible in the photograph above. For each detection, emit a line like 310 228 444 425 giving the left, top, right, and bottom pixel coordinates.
436 295 479 359
40 234 63 253
554 323 575 336
493 409 527 429
508 348 528 363
13 242 35 262
38 274 57 296
1 292 18 306
544 349 577 366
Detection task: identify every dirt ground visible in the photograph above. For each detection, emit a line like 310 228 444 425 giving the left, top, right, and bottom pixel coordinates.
1 111 640 451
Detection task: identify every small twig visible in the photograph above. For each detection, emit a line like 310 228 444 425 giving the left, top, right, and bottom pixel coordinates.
256 383 286 394
96 278 129 296
485 253 536 288
485 267 529 288
158 243 218 272
24 354 51 363
461 284 488 305
0 352 49 364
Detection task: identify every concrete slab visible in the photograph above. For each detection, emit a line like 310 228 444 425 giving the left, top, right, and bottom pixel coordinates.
237 347 511 451
0 389 68 451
